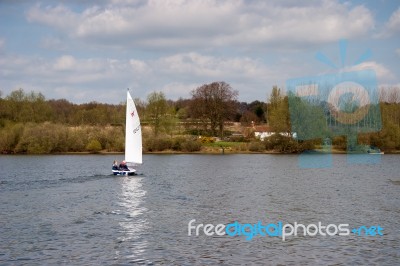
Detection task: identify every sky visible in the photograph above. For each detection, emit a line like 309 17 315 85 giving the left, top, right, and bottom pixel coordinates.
0 0 399 104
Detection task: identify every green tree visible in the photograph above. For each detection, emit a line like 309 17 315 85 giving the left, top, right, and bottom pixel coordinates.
267 86 290 134
288 93 329 140
5 88 25 122
3 89 53 123
146 91 168 136
162 109 179 136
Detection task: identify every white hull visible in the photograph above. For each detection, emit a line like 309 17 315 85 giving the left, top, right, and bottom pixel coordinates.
112 169 137 176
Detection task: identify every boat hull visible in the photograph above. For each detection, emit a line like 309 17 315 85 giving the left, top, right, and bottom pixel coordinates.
112 169 136 176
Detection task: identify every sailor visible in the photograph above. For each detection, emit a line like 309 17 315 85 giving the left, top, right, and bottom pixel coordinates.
112 160 119 170
119 160 129 171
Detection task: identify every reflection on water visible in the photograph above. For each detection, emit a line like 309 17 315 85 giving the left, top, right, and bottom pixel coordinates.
116 176 149 262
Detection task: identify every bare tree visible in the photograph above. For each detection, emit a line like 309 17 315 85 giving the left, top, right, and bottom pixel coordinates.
190 82 238 137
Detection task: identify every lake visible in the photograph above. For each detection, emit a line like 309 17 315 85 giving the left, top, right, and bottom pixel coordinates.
0 154 399 265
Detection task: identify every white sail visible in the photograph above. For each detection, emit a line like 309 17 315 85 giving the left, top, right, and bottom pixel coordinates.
125 90 142 164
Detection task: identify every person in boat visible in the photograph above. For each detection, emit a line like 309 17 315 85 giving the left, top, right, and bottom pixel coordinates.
119 160 129 171
112 160 119 170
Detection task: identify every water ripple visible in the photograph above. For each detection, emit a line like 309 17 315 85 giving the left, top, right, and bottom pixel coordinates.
0 154 399 264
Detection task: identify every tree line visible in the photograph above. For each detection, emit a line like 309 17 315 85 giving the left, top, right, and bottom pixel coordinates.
267 86 400 152
0 84 266 153
0 83 399 154
0 84 266 128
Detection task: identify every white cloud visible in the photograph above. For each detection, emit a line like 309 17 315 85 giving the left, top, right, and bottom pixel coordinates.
129 59 150 75
385 7 400 33
3 47 392 104
27 4 78 32
6 51 394 104
344 61 395 82
54 55 77 71
26 0 375 51
376 7 400 38
3 0 397 105
0 52 280 102
153 52 278 93
161 82 199 99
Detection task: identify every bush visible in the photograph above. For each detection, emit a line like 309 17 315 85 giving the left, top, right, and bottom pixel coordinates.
181 140 202 152
199 136 215 143
299 140 316 151
332 136 347 150
264 134 280 150
67 128 88 152
86 139 102 153
143 136 202 152
264 134 304 153
184 129 210 136
0 123 24 153
101 126 124 152
171 137 186 151
248 141 265 152
145 138 173 151
228 135 246 142
233 143 248 152
15 122 64 154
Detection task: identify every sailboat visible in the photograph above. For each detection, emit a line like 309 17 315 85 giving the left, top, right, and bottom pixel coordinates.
112 89 142 175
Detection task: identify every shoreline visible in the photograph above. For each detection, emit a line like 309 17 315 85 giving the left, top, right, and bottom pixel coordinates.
2 149 399 155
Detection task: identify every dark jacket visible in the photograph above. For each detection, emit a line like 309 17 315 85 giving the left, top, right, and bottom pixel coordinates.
119 163 129 171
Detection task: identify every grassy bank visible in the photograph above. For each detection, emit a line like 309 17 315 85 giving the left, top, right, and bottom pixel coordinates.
1 122 399 155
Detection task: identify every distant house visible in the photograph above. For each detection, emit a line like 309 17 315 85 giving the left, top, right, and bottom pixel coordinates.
253 125 296 141
254 125 273 141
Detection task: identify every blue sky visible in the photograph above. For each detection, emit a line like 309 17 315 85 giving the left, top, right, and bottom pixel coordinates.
0 0 399 104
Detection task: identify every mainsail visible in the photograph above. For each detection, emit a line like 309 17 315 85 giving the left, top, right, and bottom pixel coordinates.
125 90 142 164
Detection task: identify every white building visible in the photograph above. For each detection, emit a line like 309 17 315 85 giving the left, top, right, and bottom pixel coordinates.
253 125 297 141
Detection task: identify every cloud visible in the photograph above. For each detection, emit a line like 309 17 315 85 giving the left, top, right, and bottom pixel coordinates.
26 0 375 51
54 55 77 71
344 61 395 82
386 7 400 30
155 52 270 80
0 52 280 103
161 82 199 99
396 48 400 57
27 4 78 32
376 7 400 38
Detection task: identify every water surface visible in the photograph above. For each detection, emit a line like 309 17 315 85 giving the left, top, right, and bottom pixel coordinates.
0 154 399 265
